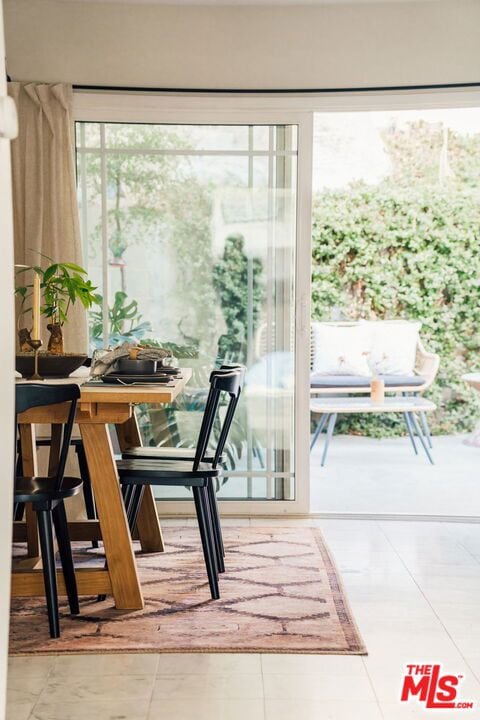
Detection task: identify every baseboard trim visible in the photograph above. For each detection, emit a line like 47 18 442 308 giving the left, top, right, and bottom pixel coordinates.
158 510 480 523
307 512 480 523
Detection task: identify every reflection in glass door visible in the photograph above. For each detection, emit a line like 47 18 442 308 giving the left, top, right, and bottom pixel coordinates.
76 122 299 502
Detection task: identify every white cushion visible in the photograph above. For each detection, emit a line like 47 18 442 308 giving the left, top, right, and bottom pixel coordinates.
312 323 372 376
365 321 420 375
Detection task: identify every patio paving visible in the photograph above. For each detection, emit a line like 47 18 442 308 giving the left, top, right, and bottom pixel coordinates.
311 433 480 517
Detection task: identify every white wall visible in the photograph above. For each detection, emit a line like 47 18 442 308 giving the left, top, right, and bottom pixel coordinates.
4 0 480 90
0 0 15 717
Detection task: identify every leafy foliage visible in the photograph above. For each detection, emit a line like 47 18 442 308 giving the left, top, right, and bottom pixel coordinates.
212 233 264 363
80 123 218 351
15 256 98 327
311 118 480 437
90 291 152 348
312 185 480 437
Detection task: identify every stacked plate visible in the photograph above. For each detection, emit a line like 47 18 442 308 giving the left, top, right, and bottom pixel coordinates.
100 365 182 385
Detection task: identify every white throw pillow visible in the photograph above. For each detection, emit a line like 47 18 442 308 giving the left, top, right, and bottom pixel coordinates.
365 321 421 376
312 323 372 376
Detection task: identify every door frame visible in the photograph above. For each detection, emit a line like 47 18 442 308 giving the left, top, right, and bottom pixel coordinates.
74 92 313 515
0 0 16 716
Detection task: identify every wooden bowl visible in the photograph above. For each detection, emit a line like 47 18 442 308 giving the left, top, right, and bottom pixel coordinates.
16 353 88 378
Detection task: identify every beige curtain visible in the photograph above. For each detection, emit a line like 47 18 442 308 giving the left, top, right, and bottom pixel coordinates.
8 82 87 353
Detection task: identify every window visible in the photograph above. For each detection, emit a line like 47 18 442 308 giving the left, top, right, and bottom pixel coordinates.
76 121 298 501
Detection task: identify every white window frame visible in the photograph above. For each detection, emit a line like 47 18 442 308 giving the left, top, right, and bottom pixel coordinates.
74 91 313 516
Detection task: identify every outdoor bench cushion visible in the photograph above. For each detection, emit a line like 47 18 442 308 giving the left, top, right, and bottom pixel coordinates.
310 374 426 389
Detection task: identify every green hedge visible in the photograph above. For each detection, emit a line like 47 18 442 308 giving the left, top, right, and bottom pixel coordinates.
311 184 480 437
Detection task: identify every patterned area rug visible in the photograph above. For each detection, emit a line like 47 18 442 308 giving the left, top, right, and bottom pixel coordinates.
10 526 366 655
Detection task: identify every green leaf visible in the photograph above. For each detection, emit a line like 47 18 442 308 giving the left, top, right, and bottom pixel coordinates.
42 264 58 283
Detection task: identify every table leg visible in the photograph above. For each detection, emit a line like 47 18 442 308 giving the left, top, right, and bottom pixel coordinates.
403 412 418 455
18 424 39 559
310 413 328 451
115 416 165 554
419 411 433 450
408 412 434 465
321 413 337 467
80 423 144 610
48 424 62 476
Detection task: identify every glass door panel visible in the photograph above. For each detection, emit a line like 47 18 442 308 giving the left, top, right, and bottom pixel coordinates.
76 121 298 502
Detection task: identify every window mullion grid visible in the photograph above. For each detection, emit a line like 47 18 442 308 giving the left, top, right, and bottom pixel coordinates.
100 123 109 346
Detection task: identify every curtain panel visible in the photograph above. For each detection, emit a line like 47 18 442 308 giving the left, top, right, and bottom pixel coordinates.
8 82 87 353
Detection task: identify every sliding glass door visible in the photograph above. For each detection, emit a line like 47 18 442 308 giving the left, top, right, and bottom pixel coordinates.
75 103 312 513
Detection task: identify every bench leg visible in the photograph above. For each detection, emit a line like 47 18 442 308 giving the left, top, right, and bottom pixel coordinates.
403 412 418 455
321 413 337 467
409 412 434 465
310 413 329 451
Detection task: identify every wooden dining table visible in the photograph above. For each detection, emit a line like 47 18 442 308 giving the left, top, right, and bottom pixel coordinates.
12 368 192 611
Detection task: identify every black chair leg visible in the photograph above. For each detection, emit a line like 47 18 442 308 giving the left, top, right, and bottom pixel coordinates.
77 444 98 548
123 485 137 529
36 509 60 639
201 486 219 578
14 453 25 521
207 480 225 573
13 502 25 521
128 485 145 534
16 446 23 476
52 501 80 616
193 486 219 600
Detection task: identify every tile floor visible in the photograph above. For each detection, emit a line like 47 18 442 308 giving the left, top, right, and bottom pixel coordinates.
7 518 480 719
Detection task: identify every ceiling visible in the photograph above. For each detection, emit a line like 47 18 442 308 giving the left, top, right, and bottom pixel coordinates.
47 0 444 4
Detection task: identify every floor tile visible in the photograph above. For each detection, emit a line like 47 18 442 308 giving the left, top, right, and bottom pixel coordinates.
38 674 155 703
51 653 159 677
7 676 45 706
260 653 365 675
264 699 383 720
30 699 150 720
8 657 54 681
155 653 261 675
148 698 265 720
8 518 480 720
152 673 264 700
380 702 479 719
6 703 35 720
262 672 375 701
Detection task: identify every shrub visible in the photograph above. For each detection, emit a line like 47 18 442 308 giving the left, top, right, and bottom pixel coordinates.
311 183 480 436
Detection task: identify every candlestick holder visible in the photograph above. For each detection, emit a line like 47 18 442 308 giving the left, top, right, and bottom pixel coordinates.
27 339 43 381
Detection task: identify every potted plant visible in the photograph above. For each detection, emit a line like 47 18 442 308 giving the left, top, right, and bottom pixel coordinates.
15 256 99 377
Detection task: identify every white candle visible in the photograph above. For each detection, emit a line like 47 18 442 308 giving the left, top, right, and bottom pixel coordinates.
32 272 41 340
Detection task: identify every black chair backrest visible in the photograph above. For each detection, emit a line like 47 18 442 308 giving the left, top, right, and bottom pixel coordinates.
213 364 245 466
193 368 243 472
16 383 80 491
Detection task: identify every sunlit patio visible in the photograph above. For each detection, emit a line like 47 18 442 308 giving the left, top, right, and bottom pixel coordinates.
311 432 480 517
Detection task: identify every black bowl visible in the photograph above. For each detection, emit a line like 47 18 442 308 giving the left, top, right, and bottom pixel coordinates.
16 353 88 378
115 358 158 375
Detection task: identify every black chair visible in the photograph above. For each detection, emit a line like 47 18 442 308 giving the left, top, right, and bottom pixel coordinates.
14 383 83 638
15 358 97 531
15 437 97 543
116 368 243 600
121 365 245 466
